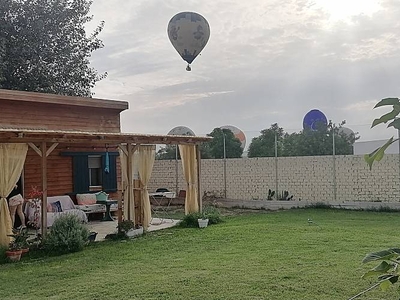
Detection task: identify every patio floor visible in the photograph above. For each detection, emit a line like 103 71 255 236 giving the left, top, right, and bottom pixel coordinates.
87 218 180 241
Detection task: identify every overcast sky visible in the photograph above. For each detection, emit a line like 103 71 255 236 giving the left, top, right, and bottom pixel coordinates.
87 0 400 147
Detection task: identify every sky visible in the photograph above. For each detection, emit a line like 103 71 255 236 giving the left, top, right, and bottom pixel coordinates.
87 0 400 148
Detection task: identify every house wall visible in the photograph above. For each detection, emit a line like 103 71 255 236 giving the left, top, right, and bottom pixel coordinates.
23 145 122 202
148 154 400 203
0 93 125 200
0 99 121 132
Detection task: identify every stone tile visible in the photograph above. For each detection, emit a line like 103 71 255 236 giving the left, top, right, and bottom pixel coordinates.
87 218 180 241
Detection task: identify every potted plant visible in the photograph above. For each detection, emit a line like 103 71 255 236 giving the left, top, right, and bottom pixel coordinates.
5 228 30 262
197 211 209 228
5 239 22 262
117 220 143 238
10 227 30 256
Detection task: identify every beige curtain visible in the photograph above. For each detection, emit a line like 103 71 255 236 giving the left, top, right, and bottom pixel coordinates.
138 145 155 230
179 144 199 214
119 145 135 222
0 143 28 246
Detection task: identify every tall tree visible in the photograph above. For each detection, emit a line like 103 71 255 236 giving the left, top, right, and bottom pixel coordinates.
0 0 105 97
247 123 284 157
206 128 243 158
248 122 356 157
156 128 243 160
156 145 178 160
282 121 356 156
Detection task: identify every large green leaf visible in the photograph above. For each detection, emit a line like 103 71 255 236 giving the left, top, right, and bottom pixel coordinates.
374 98 400 108
362 261 394 279
388 118 400 130
364 137 396 170
362 248 400 263
380 279 392 291
371 104 400 128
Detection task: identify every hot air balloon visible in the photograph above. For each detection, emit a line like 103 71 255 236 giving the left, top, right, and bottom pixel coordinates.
220 125 247 149
168 126 196 136
167 12 210 71
303 109 328 131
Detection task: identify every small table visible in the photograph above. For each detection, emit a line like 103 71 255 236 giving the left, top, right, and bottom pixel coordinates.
96 200 118 221
149 192 175 223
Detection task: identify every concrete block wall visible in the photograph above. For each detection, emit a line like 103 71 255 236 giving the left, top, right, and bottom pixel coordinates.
149 154 400 203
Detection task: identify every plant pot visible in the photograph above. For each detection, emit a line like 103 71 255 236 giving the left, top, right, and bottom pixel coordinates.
21 248 29 255
198 218 209 228
6 250 22 262
126 226 144 238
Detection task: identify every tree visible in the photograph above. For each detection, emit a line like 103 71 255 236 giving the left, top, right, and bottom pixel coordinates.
364 97 400 169
0 0 105 97
156 145 178 160
350 98 400 299
247 123 284 157
156 128 243 160
282 122 355 156
206 128 243 159
248 122 356 157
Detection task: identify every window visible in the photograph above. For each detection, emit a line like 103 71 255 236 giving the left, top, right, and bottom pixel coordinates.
88 155 102 187
61 151 118 193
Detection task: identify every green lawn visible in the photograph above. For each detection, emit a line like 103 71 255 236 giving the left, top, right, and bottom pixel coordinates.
2 208 400 300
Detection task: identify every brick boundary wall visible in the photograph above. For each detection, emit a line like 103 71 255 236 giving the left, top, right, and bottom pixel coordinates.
148 154 400 203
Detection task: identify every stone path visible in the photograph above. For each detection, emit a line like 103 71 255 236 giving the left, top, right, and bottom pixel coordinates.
87 218 180 241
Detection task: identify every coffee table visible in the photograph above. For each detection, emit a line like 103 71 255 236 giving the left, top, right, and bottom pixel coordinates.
96 200 118 221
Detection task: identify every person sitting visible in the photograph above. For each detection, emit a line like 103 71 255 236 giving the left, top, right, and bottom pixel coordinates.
8 193 26 229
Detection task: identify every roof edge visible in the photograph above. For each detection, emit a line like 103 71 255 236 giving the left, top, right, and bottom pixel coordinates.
0 89 129 111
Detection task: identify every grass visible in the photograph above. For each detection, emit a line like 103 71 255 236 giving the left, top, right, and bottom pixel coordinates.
2 208 400 299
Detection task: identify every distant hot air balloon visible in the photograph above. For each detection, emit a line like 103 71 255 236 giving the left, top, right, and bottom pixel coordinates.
167 12 210 71
303 109 328 131
220 125 247 149
168 126 196 136
338 127 355 144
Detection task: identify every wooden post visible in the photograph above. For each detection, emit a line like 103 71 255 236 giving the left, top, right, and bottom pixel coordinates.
41 142 47 237
196 144 202 213
134 179 142 225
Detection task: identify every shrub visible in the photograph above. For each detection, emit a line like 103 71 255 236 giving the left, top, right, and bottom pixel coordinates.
179 205 223 228
202 205 223 225
179 212 202 228
305 202 332 209
0 245 8 264
43 214 89 254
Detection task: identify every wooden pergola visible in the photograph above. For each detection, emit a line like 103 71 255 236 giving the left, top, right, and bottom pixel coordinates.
0 128 211 236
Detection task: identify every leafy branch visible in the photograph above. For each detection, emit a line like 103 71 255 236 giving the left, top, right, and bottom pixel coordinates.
349 248 400 299
364 98 400 170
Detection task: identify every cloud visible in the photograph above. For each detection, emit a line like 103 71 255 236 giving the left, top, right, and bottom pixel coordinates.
87 0 400 144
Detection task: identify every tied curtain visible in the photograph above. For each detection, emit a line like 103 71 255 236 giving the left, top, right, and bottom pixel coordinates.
119 144 135 222
138 145 155 230
0 143 28 246
179 145 199 215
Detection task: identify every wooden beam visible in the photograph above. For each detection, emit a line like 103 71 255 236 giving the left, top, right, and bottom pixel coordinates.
41 142 48 237
196 145 202 213
28 143 42 157
46 143 59 157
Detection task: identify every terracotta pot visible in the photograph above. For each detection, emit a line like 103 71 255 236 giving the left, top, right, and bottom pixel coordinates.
6 250 22 262
21 248 29 255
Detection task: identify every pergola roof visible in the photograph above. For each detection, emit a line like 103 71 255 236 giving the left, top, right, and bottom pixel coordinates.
0 128 211 145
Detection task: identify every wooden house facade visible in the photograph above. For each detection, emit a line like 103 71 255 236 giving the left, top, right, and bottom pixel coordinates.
0 89 210 238
0 89 128 199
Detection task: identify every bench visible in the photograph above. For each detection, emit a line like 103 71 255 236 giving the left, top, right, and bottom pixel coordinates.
74 193 118 216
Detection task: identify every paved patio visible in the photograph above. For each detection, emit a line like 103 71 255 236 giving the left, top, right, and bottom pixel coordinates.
87 218 180 241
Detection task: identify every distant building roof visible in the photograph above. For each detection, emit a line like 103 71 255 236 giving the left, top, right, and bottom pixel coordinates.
354 139 399 155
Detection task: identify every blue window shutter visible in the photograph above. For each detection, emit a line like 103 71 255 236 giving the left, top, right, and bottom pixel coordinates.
73 156 89 193
102 154 117 192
